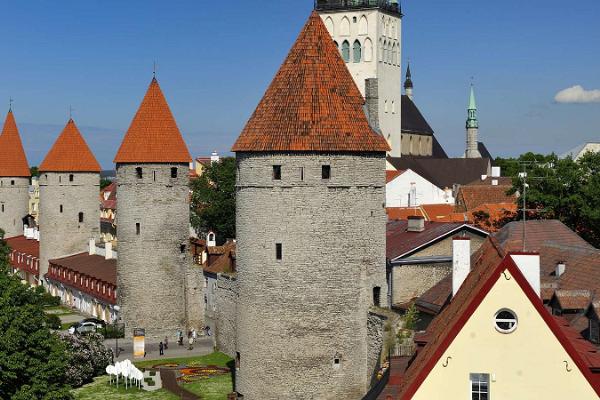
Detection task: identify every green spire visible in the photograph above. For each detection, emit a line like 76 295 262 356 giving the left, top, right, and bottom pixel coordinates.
466 84 478 129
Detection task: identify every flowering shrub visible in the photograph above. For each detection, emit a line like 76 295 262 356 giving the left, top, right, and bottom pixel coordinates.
60 333 113 387
176 366 230 382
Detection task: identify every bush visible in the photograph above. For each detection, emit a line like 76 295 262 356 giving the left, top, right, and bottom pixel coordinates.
61 333 113 388
45 313 62 329
37 288 61 307
403 304 419 331
99 323 124 339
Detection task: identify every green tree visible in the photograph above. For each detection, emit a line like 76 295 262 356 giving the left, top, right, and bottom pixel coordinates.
30 166 40 178
190 157 236 244
99 178 112 190
0 229 73 400
507 152 600 247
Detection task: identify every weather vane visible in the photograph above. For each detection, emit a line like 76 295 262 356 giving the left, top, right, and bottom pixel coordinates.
69 105 74 120
9 97 13 111
153 61 157 78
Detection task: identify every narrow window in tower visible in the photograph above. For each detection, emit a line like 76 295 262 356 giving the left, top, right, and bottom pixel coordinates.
353 40 362 63
171 167 178 178
299 167 304 181
60 205 63 213
272 165 282 180
136 223 141 235
59 176 62 183
235 352 241 370
1 204 4 212
373 287 381 307
11 180 15 186
322 165 331 180
180 244 186 254
136 167 143 179
78 212 84 223
275 243 282 260
69 174 74 182
153 171 156 182
341 41 350 63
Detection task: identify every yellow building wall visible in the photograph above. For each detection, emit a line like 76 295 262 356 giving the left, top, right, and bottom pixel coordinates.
412 268 598 399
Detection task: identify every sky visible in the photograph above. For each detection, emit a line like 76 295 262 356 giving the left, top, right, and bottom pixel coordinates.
0 0 599 168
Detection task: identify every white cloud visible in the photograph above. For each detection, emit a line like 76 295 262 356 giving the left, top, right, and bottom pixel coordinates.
554 85 600 104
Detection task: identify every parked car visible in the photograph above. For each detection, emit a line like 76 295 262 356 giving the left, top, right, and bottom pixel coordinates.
68 321 100 335
81 318 106 327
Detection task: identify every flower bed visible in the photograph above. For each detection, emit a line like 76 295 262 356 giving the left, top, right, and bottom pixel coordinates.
151 363 179 369
176 366 230 383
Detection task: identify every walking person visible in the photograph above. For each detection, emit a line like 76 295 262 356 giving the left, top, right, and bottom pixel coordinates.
164 336 169 350
159 341 164 356
192 328 197 340
188 335 194 351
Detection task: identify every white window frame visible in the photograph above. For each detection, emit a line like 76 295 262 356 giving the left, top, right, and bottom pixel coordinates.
494 308 518 334
470 373 489 400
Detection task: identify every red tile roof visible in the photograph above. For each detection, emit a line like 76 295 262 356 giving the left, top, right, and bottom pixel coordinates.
39 119 101 172
204 241 236 274
6 235 40 258
552 290 593 310
395 253 600 398
0 111 30 177
49 252 116 286
386 170 405 183
386 207 425 221
114 78 192 163
231 12 390 153
387 220 487 260
455 184 516 212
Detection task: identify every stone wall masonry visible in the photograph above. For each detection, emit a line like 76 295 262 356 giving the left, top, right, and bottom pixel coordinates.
116 163 202 340
392 263 452 305
215 274 238 358
235 152 387 400
367 311 386 386
0 177 30 238
405 231 486 259
39 172 100 282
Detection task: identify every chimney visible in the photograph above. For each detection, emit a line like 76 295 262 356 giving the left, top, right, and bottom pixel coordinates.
364 78 380 132
105 242 113 260
89 238 96 255
452 237 471 296
510 254 541 298
207 231 217 247
211 151 220 164
556 261 566 277
492 179 498 186
407 216 425 233
491 166 501 178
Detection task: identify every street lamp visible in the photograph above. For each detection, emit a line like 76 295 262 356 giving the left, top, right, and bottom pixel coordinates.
113 305 123 358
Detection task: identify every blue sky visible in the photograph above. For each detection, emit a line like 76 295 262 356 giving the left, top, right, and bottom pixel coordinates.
1 0 599 168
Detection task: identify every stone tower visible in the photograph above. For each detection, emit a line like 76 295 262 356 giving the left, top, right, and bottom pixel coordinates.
465 85 482 158
115 77 203 339
316 0 403 157
404 62 413 100
0 109 31 239
39 119 101 284
232 13 390 400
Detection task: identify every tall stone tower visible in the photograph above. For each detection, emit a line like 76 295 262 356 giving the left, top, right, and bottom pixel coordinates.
316 0 403 157
115 77 203 339
465 85 482 158
0 109 30 239
39 119 101 284
232 12 390 400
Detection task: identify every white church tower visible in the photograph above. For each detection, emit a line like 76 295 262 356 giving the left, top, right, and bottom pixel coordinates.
317 0 403 157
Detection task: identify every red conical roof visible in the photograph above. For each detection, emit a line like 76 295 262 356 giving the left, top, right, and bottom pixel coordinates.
114 78 191 163
0 110 30 177
39 119 101 172
232 11 390 153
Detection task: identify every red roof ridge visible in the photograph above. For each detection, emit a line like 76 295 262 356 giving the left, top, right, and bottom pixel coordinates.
39 119 100 173
232 11 390 153
0 110 30 177
114 77 191 163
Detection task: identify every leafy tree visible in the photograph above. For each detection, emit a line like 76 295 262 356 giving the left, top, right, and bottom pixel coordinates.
99 178 112 190
190 157 236 244
30 166 40 178
0 229 73 400
61 333 112 388
505 152 600 247
494 153 555 177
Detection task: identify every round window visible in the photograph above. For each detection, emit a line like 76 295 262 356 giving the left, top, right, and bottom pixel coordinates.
494 309 518 333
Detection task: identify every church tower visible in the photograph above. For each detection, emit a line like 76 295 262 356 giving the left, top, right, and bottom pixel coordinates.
316 0 403 157
115 77 203 339
232 12 389 399
465 85 482 158
39 119 101 284
0 109 30 239
404 62 413 100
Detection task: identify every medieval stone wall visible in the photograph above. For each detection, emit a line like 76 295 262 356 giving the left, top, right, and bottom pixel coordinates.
392 263 452 305
235 152 387 400
215 274 238 358
116 163 202 339
0 177 30 238
367 311 386 385
39 172 100 281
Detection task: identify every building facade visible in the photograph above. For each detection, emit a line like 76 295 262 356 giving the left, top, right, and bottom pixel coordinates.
317 0 403 157
232 13 389 399
0 110 31 239
38 119 101 284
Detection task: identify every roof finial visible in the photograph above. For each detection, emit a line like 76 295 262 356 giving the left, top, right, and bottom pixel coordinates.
69 105 74 121
153 60 157 79
9 97 13 112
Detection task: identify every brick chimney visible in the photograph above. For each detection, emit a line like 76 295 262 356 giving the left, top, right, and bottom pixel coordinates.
407 215 425 232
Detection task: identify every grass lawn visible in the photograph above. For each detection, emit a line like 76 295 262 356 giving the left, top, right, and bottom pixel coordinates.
134 352 232 369
44 305 76 315
72 375 178 400
183 373 233 400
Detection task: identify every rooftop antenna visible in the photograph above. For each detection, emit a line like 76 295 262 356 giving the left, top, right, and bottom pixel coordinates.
516 159 552 251
9 97 13 112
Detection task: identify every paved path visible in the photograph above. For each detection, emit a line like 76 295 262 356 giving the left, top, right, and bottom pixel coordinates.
105 336 214 362
160 369 199 400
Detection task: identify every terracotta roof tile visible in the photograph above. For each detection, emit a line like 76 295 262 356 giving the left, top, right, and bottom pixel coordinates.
114 78 192 163
231 12 390 153
455 184 516 212
6 235 39 258
0 111 30 177
552 290 593 310
39 119 101 172
386 170 405 183
49 252 116 286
